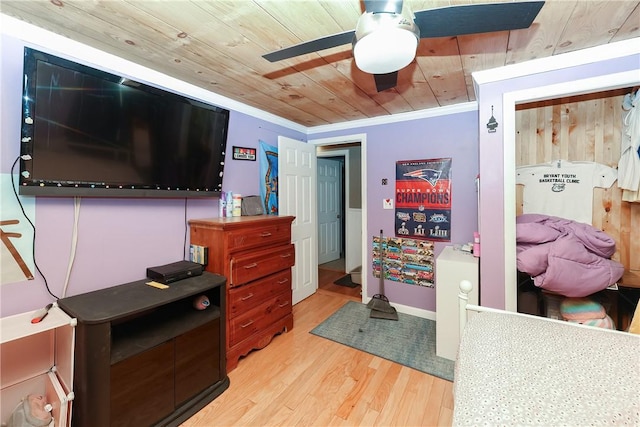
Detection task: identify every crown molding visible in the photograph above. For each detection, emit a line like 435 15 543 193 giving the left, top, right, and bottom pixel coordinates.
306 102 478 135
473 37 640 86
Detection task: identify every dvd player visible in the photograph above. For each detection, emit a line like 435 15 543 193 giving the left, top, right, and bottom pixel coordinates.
146 260 203 284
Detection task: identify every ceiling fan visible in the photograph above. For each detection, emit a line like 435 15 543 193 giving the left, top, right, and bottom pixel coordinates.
263 0 545 92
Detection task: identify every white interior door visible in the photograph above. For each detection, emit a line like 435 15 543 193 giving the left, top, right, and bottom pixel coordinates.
278 136 317 304
317 158 342 265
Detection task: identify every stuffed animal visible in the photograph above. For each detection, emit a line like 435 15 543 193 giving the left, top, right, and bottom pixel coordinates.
5 394 52 427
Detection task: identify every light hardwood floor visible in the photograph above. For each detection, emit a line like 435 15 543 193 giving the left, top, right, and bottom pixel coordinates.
182 272 453 427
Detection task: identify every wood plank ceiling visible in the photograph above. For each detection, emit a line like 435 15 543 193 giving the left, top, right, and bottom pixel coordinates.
1 0 639 127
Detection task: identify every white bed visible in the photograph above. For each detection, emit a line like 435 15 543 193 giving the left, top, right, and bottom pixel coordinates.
454 280 640 426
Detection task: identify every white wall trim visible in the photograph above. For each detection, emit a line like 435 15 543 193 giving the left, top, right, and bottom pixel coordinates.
474 37 640 86
361 134 368 303
310 134 368 146
360 300 435 321
502 69 640 311
502 95 518 313
345 208 363 274
307 102 478 135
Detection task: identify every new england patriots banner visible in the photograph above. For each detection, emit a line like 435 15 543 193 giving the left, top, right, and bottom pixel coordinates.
395 158 452 241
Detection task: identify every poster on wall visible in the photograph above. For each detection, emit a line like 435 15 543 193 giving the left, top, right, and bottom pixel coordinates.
395 158 452 242
372 235 434 287
1 174 36 285
259 140 278 215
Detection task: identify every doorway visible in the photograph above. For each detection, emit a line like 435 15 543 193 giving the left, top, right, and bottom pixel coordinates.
315 141 363 300
500 70 639 311
317 155 356 297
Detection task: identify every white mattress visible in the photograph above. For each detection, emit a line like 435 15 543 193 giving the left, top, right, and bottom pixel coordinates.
453 311 640 426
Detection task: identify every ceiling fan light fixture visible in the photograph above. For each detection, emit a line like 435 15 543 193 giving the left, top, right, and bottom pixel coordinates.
353 10 419 75
354 28 418 74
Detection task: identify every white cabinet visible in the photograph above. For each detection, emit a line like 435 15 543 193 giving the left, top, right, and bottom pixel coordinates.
1 303 76 426
436 246 479 361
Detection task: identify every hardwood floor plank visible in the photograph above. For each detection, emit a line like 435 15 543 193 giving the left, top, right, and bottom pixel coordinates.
442 381 455 410
439 406 454 427
233 381 290 426
312 349 358 400
184 395 256 426
334 364 376 419
421 377 448 426
282 394 325 426
412 370 436 424
360 407 382 426
255 403 294 427
374 366 412 426
265 343 350 419
369 362 403 412
182 270 453 427
307 375 357 426
342 360 395 426
400 369 435 426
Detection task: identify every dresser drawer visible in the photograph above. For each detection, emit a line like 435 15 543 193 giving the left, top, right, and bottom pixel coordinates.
229 292 292 347
230 244 295 286
227 222 291 253
228 270 291 318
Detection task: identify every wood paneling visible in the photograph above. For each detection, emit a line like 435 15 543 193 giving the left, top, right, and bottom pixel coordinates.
515 89 640 287
2 0 638 126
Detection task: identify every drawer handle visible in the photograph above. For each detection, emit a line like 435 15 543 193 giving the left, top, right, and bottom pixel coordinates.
244 263 258 269
278 301 290 308
241 293 254 301
280 253 292 258
277 279 289 284
240 320 254 328
260 232 272 237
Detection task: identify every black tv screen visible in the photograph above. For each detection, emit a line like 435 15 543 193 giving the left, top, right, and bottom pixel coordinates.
19 47 229 197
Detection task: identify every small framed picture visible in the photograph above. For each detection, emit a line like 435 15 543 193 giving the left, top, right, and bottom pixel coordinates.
232 146 257 161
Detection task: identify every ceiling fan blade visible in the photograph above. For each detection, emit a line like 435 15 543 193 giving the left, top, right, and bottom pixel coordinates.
263 30 355 62
364 0 403 14
374 72 398 92
414 1 545 39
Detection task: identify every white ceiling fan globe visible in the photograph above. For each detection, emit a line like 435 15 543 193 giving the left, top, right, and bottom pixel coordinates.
352 10 420 75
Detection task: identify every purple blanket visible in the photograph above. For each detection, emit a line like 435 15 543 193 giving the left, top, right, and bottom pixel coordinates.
516 214 624 297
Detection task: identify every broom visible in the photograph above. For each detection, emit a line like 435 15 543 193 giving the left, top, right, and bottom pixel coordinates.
367 230 398 320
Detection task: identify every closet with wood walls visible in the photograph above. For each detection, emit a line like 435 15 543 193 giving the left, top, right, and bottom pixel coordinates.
514 88 639 328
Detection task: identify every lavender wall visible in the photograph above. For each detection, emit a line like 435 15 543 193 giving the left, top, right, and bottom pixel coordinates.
476 52 640 309
311 110 479 311
0 33 304 317
1 27 480 317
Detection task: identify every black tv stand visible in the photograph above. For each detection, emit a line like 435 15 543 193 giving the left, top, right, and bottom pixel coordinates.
58 271 228 427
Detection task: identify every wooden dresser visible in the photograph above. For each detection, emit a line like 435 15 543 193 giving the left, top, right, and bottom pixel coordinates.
189 215 295 371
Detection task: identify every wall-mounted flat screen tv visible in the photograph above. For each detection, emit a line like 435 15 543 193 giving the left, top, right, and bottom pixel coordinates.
19 47 229 198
